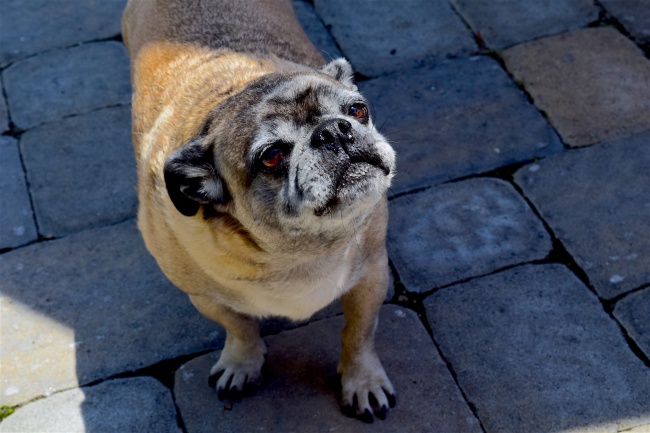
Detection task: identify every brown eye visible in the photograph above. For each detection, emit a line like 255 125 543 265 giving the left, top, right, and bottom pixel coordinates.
262 148 284 167
348 103 368 122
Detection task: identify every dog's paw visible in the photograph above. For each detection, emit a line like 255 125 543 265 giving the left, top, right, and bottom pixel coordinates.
208 339 267 400
339 354 396 423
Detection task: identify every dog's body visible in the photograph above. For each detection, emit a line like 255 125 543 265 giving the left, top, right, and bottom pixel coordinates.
123 0 396 421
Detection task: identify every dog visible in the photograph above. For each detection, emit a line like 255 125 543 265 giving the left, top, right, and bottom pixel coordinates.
122 0 397 422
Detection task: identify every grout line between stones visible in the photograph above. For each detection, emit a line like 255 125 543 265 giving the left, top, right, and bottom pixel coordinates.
394 289 488 432
592 1 650 57
0 34 124 72
11 101 132 134
508 177 650 368
606 283 650 307
0 215 138 256
388 257 489 432
1 76 43 243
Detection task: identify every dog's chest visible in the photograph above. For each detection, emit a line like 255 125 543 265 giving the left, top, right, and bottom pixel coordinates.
236 245 362 320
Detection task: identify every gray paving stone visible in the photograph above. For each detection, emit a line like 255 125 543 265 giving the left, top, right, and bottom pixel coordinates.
388 178 551 292
313 0 476 77
175 305 481 433
293 0 343 61
450 0 598 50
0 136 37 250
514 131 650 299
0 377 180 433
359 56 562 195
3 41 131 130
0 0 126 67
19 106 136 238
424 264 650 433
0 220 223 406
0 84 8 132
615 287 650 360
600 0 650 46
502 27 650 147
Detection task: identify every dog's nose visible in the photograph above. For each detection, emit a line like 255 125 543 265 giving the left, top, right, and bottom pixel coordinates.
310 118 354 151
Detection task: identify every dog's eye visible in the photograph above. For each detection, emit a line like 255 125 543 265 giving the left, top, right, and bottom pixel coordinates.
347 103 368 122
262 148 285 168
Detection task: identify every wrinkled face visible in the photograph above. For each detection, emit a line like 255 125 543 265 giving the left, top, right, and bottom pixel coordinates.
164 59 395 244
244 74 394 226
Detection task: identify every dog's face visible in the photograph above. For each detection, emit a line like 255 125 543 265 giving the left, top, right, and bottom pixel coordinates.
163 59 395 250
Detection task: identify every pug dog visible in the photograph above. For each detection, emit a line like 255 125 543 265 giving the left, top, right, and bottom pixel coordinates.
122 0 396 422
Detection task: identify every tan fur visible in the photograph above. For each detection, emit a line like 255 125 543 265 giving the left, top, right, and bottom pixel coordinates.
123 0 396 421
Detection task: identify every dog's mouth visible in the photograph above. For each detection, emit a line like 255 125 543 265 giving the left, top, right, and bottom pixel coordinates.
314 159 390 217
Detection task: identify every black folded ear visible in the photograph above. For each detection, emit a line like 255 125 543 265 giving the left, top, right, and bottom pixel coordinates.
319 58 356 88
163 137 229 217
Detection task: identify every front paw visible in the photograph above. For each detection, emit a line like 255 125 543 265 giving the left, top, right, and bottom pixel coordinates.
208 339 267 400
339 354 396 423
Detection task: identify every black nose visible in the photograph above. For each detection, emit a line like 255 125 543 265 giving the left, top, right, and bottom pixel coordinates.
310 118 354 151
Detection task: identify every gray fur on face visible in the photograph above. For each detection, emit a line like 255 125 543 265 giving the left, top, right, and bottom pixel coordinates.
235 72 395 234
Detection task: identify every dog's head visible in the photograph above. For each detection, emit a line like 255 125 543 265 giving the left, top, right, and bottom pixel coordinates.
163 59 395 249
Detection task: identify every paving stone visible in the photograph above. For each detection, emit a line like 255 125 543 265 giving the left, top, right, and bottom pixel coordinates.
19 106 136 238
388 178 551 292
450 0 598 50
0 136 37 250
313 0 476 77
424 264 650 433
359 56 562 194
514 131 650 299
0 220 223 407
293 0 343 61
175 305 481 433
502 27 650 147
600 0 650 46
614 288 650 359
0 0 126 67
3 41 131 130
0 85 8 132
0 377 180 433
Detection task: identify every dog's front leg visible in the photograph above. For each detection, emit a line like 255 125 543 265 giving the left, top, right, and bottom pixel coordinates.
189 294 267 399
338 257 396 423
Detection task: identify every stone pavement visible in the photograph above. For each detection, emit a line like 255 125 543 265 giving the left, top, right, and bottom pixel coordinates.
0 0 649 432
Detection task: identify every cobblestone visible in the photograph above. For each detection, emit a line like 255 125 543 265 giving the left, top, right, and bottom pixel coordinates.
19 106 136 238
314 0 476 77
0 378 180 433
449 0 598 49
388 178 551 292
3 41 131 130
515 131 650 299
614 287 650 360
600 0 650 46
0 0 126 67
359 56 562 194
0 136 37 250
502 27 650 147
0 220 223 407
424 264 650 433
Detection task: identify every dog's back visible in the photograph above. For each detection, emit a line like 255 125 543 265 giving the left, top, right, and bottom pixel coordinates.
122 0 324 67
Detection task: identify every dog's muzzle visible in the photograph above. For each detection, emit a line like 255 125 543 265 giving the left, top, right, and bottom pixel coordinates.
310 118 390 175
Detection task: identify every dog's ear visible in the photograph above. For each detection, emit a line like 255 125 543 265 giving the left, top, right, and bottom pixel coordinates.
320 58 356 88
163 137 229 217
